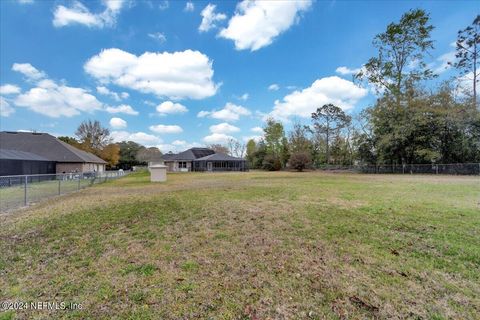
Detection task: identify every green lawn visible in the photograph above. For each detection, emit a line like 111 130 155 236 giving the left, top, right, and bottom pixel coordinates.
0 171 479 319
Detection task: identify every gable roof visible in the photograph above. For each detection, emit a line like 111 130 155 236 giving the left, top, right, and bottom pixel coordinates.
194 153 246 162
0 149 50 161
0 131 107 164
162 148 215 161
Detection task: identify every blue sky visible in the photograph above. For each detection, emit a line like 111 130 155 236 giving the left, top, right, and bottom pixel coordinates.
0 0 477 152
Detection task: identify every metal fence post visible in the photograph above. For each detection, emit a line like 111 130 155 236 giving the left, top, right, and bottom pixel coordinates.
58 178 61 195
24 176 28 206
78 175 81 190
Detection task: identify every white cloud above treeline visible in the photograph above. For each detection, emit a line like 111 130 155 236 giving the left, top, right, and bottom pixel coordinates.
111 130 162 146
109 117 127 129
84 48 218 100
156 101 188 115
105 104 138 115
270 76 368 120
219 0 312 51
10 62 139 118
149 124 183 134
197 102 251 122
335 66 362 75
14 78 103 118
53 0 125 28
209 122 240 134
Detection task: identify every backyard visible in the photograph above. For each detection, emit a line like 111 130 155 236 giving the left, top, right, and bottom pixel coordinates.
0 171 479 319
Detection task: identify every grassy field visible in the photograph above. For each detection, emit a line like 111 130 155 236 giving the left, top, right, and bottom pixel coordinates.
0 171 479 319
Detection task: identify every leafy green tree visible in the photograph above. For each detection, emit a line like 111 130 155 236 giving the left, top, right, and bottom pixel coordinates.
280 137 290 168
252 140 267 169
117 141 145 169
311 104 351 164
449 15 479 106
245 139 257 167
263 118 286 158
289 122 312 153
356 9 435 99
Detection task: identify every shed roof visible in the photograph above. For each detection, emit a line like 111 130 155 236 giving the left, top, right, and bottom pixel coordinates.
194 153 246 162
0 131 107 164
0 149 50 161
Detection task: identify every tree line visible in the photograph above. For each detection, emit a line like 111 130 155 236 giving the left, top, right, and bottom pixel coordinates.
246 11 479 171
58 120 163 170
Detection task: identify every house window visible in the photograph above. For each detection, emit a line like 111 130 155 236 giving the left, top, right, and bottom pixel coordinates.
179 161 187 168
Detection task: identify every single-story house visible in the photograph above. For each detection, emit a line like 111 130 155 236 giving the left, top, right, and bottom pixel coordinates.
162 147 247 172
192 153 248 172
0 131 107 175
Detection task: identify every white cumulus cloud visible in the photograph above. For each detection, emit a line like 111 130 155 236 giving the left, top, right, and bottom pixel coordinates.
12 63 46 81
203 133 234 144
149 124 183 134
109 117 127 129
197 102 251 122
156 101 188 115
53 0 125 28
111 130 162 146
210 122 240 134
270 76 368 120
96 86 128 101
184 1 194 12
219 0 312 51
0 84 21 95
251 126 263 133
268 83 280 91
105 104 139 115
199 3 226 32
84 48 218 100
14 78 103 118
0 97 15 117
335 66 362 75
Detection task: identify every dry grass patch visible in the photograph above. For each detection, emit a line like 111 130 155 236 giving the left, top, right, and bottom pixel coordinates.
0 171 479 319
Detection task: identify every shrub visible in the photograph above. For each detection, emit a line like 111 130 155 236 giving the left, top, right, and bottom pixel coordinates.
288 151 312 172
262 155 282 171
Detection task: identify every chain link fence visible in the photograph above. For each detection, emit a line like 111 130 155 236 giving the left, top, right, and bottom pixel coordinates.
314 163 480 175
0 171 128 213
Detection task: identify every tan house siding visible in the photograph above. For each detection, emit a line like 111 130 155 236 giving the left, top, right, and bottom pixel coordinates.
165 161 192 172
56 162 105 173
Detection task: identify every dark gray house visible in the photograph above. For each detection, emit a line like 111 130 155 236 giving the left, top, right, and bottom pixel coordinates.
193 153 248 172
0 149 56 176
0 131 107 175
162 147 247 172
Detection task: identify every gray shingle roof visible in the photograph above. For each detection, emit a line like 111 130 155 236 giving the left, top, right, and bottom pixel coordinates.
162 148 215 161
194 153 245 162
0 131 107 164
0 149 50 161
